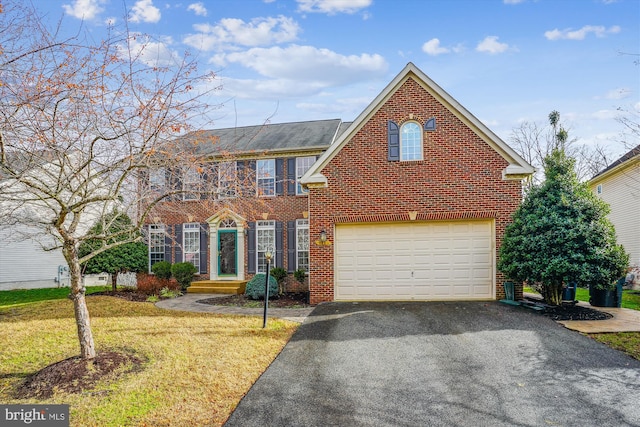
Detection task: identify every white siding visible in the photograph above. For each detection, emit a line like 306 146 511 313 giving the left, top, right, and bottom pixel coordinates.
0 226 65 288
593 163 640 268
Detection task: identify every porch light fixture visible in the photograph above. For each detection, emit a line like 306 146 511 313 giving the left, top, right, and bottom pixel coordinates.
315 230 332 247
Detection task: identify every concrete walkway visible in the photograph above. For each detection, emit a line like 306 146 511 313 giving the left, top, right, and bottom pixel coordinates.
522 292 640 333
558 304 640 333
155 293 314 323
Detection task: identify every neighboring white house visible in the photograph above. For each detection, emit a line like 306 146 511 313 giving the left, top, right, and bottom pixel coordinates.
0 151 113 290
0 225 68 289
590 144 640 285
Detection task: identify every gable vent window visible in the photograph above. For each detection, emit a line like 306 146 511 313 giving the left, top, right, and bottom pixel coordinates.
597 184 603 195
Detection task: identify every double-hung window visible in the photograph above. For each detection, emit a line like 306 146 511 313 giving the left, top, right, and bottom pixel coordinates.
149 224 165 271
257 159 275 196
183 223 200 273
401 122 423 161
296 156 315 194
149 168 166 191
296 219 309 271
256 220 275 273
218 161 237 199
183 167 200 200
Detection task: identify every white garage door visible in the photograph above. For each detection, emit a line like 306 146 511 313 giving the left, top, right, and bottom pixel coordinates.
335 221 494 301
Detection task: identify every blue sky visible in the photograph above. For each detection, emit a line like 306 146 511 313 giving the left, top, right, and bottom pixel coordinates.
34 0 640 157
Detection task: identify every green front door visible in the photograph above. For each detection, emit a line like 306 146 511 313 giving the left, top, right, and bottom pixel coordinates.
218 230 237 276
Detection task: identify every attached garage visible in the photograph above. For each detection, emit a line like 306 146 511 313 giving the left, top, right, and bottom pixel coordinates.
335 220 494 301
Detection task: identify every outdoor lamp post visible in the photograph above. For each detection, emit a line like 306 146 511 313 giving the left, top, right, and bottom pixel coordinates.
262 250 273 328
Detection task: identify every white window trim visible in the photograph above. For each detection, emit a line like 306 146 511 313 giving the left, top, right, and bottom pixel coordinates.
296 219 309 271
148 224 165 273
257 159 276 197
400 121 423 161
149 168 166 191
183 223 200 274
597 184 603 194
256 220 275 273
296 156 316 195
218 161 237 199
183 167 200 201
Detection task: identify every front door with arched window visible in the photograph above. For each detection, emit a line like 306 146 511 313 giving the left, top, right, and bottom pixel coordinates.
218 220 237 276
207 210 246 281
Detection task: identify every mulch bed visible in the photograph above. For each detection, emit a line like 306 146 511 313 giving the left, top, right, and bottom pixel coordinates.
89 290 152 302
541 304 614 321
15 351 144 399
198 293 310 308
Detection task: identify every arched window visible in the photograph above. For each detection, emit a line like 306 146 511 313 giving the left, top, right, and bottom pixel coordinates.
400 122 423 161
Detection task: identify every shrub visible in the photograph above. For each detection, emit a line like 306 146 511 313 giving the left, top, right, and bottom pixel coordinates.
270 267 287 283
151 261 172 280
136 273 166 295
245 273 278 300
171 262 197 291
270 267 287 294
294 269 307 284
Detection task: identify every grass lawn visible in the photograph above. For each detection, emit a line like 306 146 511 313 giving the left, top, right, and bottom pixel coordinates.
524 286 640 361
0 286 110 308
0 292 298 426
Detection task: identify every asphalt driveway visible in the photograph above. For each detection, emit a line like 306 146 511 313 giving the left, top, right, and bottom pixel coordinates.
224 301 640 427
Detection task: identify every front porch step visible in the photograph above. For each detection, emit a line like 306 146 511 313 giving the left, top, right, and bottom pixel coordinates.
188 280 247 295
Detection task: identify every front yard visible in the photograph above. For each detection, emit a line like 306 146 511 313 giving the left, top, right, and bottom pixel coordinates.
0 291 298 426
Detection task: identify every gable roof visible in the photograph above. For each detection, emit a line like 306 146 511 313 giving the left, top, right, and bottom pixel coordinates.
185 119 345 157
590 144 640 184
301 62 534 187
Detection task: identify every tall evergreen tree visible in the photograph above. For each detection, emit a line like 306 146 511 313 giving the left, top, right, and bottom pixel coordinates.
498 147 628 305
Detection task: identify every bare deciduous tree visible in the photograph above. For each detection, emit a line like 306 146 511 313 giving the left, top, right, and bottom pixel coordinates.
509 111 617 185
0 1 224 360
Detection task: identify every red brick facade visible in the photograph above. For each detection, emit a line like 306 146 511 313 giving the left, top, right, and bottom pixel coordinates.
307 76 524 304
150 156 314 292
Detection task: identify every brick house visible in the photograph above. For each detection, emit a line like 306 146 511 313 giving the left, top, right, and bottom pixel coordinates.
147 63 534 303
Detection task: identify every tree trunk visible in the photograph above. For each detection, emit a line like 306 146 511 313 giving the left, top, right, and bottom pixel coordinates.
111 272 118 293
542 282 563 306
63 241 97 360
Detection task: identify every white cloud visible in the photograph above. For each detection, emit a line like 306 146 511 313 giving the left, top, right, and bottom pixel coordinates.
105 16 117 26
297 0 372 14
211 45 388 100
604 87 632 100
62 0 105 20
422 38 450 56
544 25 621 41
120 34 180 67
184 16 300 51
187 2 208 17
476 36 510 54
129 0 161 24
591 109 620 120
224 45 388 86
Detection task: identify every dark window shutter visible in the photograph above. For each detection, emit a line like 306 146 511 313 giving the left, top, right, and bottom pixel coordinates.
287 158 296 195
164 225 173 263
388 120 400 161
275 221 284 268
199 223 208 274
247 222 256 274
175 224 183 263
275 158 284 195
424 117 436 131
287 220 296 272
